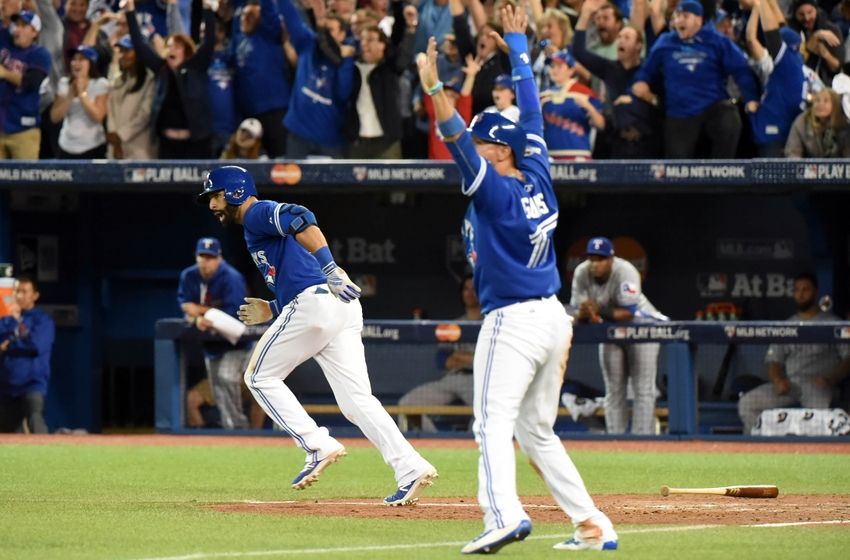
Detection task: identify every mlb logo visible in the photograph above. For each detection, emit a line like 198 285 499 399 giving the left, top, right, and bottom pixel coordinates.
724 326 736 338
353 166 368 182
802 164 817 180
650 164 665 179
608 327 627 339
125 168 147 183
834 327 850 339
708 273 727 291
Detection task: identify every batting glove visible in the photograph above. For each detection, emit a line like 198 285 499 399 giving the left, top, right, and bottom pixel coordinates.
238 297 273 325
326 267 361 303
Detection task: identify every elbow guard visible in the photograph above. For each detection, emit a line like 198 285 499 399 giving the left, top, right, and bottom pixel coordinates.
280 204 317 235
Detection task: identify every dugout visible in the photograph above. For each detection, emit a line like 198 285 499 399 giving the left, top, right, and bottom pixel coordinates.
1 160 849 433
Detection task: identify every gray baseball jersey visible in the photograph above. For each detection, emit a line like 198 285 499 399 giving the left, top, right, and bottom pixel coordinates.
765 311 850 381
570 257 660 317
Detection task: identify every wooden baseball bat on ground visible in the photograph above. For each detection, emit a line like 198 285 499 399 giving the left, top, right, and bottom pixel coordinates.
660 485 779 498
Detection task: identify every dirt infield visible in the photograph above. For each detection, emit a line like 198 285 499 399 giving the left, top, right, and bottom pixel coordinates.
5 434 849 527
2 433 850 454
209 494 850 526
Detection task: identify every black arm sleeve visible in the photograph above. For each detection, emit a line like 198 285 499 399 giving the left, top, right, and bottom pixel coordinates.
126 9 165 72
572 30 616 81
453 13 474 59
21 68 47 91
764 28 782 60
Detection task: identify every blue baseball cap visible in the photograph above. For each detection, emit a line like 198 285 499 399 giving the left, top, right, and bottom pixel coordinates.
69 45 99 64
676 0 704 17
549 49 576 68
11 10 42 32
586 237 615 257
493 74 513 90
195 237 222 257
779 27 802 50
116 35 134 50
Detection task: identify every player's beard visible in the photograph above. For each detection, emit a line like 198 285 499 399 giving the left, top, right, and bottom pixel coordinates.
215 205 240 226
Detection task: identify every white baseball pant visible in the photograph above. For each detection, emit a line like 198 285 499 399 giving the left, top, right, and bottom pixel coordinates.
244 285 432 486
473 296 611 531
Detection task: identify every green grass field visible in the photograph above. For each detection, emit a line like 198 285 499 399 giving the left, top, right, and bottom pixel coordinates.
1 439 849 559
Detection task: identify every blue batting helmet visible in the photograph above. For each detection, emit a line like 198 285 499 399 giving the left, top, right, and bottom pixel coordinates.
196 165 257 205
468 112 527 165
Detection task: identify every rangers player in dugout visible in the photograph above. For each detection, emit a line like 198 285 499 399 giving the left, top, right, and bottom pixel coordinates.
416 5 617 554
196 165 437 506
570 237 666 435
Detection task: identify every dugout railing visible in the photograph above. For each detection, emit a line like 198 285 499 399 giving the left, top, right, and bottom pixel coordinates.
153 318 850 437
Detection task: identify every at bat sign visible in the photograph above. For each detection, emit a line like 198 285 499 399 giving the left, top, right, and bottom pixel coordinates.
660 485 779 499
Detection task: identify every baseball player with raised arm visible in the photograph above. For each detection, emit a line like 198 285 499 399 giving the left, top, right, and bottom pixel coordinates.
196 166 437 505
416 5 617 553
570 237 665 435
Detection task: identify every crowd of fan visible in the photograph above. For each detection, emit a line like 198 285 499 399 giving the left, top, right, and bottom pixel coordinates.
1 0 850 161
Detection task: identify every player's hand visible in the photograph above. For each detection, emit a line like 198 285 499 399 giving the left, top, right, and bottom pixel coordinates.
500 3 527 35
195 317 214 331
238 297 273 325
416 36 440 92
745 100 759 113
326 268 361 303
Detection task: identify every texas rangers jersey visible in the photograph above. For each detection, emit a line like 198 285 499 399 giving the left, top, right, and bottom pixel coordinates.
242 200 326 308
570 256 659 316
456 69 561 313
540 80 603 159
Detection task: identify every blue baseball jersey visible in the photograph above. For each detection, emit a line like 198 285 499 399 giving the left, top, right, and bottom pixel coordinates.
749 43 806 146
176 259 246 318
0 43 51 133
242 200 326 309
450 37 561 314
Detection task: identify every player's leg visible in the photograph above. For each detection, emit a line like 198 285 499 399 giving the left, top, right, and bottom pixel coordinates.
313 297 436 493
244 294 344 462
737 382 798 434
21 391 48 434
599 343 627 434
471 304 541 531
398 374 464 432
627 343 661 434
214 348 252 429
513 300 617 551
798 379 834 409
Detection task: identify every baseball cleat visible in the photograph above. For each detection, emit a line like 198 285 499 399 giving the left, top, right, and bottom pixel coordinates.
461 519 532 554
553 520 618 551
383 467 438 506
291 447 347 490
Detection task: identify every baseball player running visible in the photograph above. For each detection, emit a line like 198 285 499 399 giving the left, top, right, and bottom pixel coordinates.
571 237 664 435
416 6 617 553
196 166 437 505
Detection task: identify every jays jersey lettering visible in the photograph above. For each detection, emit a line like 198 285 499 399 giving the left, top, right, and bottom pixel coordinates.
242 200 326 308
456 69 561 313
749 42 806 146
570 257 659 316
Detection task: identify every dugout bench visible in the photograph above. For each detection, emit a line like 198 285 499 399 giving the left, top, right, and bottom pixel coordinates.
154 319 849 436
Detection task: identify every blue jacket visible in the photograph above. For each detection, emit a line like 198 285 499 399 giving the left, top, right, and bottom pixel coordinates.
176 260 246 318
0 309 55 397
279 0 354 147
634 27 759 118
232 0 291 116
